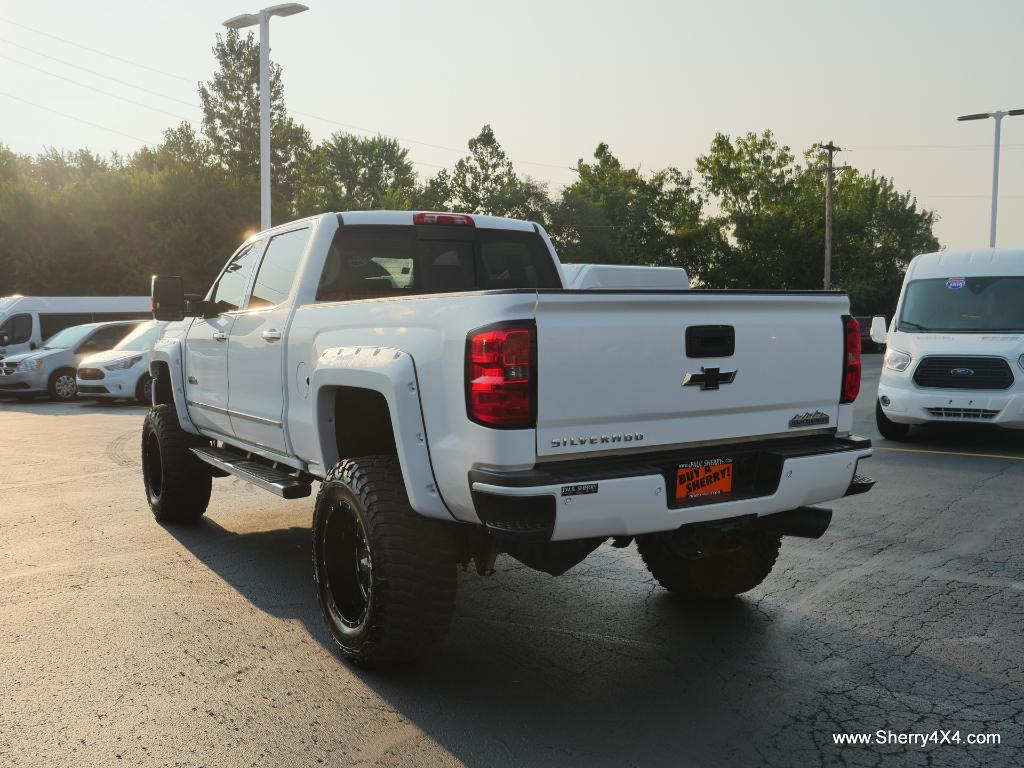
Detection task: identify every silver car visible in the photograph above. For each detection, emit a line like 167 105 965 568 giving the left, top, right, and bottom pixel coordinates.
0 320 142 401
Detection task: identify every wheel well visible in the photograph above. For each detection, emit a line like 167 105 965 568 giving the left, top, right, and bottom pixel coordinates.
151 361 173 405
333 386 397 460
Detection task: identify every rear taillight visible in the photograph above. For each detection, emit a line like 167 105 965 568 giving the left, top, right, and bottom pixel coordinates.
841 315 862 404
466 322 535 428
414 211 475 227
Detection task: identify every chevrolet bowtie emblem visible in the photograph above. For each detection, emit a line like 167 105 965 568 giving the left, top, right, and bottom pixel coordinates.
682 367 737 391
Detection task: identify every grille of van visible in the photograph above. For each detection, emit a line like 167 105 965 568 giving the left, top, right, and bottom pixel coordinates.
913 357 1014 390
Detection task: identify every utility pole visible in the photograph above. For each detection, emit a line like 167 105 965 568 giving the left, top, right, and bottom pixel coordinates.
821 140 842 290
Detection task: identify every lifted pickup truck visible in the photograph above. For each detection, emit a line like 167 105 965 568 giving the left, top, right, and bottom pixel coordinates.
144 210 873 666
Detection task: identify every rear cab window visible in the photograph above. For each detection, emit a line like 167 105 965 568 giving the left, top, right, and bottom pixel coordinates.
316 224 561 302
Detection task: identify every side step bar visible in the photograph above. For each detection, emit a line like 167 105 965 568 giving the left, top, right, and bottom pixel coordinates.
191 446 312 499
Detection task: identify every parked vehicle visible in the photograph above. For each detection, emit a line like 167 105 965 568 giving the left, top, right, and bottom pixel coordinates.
143 210 873 666
872 249 1024 440
0 295 150 360
0 320 142 400
76 320 184 404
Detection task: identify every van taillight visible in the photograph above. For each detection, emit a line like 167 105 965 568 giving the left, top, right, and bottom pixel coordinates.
466 322 535 428
841 315 862 404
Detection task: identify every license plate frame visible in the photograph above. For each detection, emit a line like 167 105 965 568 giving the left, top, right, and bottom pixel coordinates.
675 458 735 502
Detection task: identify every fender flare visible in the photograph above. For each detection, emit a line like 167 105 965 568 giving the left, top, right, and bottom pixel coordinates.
312 346 452 521
149 338 202 436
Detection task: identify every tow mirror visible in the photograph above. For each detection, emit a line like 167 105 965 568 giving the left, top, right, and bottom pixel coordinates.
152 275 185 321
184 293 213 318
870 316 888 344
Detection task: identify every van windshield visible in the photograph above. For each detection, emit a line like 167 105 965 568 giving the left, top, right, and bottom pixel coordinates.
898 276 1024 333
41 325 94 350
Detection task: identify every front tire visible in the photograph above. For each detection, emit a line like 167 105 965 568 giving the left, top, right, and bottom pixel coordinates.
48 368 77 401
312 456 457 667
638 527 782 600
135 373 153 405
141 404 212 523
876 399 911 441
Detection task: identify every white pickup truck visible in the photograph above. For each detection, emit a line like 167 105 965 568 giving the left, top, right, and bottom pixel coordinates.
144 210 874 666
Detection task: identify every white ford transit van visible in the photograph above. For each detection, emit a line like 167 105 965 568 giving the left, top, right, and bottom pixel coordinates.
871 249 1024 439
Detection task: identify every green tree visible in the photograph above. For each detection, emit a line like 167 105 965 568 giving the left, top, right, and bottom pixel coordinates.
296 132 417 214
549 143 711 270
198 29 311 223
424 125 550 222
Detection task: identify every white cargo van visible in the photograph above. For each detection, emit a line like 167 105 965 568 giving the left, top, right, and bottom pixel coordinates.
0 296 151 359
871 249 1024 439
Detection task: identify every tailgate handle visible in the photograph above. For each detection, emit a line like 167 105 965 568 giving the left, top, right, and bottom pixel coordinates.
686 325 735 358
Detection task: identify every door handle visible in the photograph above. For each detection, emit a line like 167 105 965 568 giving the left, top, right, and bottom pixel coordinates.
212 331 228 342
261 329 282 342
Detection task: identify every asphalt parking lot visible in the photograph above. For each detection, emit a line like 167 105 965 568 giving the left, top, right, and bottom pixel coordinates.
1 354 1022 767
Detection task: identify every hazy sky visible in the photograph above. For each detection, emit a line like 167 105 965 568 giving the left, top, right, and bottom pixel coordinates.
1 0 1022 250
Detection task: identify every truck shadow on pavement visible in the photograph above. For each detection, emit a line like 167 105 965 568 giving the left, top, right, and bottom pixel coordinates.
165 517 1024 767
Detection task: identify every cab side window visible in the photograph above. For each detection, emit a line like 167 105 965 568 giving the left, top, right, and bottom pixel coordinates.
0 313 33 344
249 228 311 309
208 241 262 313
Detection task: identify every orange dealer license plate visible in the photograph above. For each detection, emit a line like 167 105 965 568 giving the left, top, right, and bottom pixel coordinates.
676 459 734 501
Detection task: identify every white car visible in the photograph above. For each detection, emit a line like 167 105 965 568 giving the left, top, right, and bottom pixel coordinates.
872 248 1024 439
77 320 183 404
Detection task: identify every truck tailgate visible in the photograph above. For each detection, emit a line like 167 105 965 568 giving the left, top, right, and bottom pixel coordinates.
534 291 848 458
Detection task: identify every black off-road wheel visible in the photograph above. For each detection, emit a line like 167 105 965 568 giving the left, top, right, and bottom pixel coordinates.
135 373 153 405
638 527 782 600
876 400 911 441
312 456 458 667
141 404 212 523
48 368 78 401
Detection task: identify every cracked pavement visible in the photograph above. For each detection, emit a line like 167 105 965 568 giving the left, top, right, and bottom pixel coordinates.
1 355 1022 767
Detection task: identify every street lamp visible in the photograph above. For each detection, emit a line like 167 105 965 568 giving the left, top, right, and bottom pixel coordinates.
224 3 309 231
957 108 1024 248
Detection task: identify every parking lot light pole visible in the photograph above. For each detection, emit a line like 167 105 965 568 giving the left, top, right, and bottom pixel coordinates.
223 3 309 231
957 108 1024 248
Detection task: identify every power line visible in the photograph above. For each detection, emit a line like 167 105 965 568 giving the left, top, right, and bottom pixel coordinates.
0 38 200 108
0 91 155 143
847 143 1024 151
0 16 197 83
0 31 575 173
0 53 192 121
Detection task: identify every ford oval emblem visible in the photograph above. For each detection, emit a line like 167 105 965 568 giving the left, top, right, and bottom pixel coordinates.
950 367 974 376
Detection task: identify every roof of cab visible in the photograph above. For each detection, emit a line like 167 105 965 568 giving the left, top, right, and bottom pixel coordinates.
907 248 1024 280
336 210 537 231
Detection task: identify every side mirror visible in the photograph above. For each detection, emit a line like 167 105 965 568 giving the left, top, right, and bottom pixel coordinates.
152 275 185 321
870 316 888 344
0 333 8 346
30 342 37 350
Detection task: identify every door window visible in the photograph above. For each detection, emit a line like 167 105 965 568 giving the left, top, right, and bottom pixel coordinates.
208 241 262 313
249 228 311 309
40 313 94 340
0 313 33 344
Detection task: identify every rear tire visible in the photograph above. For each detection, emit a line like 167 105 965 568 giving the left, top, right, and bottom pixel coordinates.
141 404 212 523
638 527 782 600
876 399 911 441
312 456 457 667
48 368 77 401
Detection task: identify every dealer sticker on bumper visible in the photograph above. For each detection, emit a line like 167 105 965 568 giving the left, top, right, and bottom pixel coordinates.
676 459 734 501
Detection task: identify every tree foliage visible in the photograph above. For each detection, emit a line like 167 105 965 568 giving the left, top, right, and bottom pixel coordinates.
0 35 939 318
